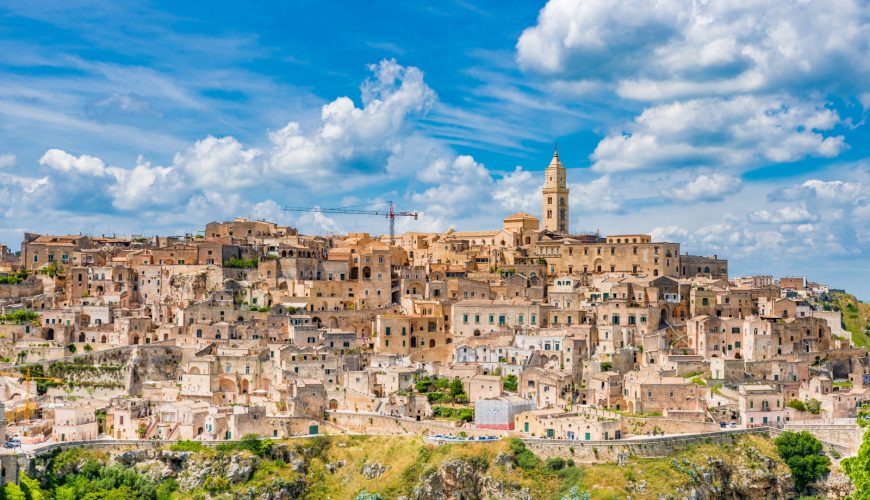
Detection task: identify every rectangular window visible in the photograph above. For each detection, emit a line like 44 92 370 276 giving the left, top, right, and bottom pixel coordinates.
463 314 468 324
385 327 391 336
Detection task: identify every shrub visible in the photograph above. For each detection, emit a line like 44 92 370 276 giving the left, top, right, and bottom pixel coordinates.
155 478 179 500
169 440 206 452
508 438 527 455
775 431 831 492
426 392 448 404
354 491 384 500
502 374 518 392
216 434 274 456
415 377 433 393
203 476 230 493
432 406 473 422
546 457 566 470
787 400 807 412
515 449 540 470
223 257 259 268
508 439 540 470
19 473 43 500
566 458 575 467
449 377 467 399
806 398 822 415
5 483 26 500
0 310 39 323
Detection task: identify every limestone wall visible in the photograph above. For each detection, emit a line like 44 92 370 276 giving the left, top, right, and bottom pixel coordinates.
0 279 43 300
525 428 767 463
622 417 721 436
327 411 504 437
781 421 863 453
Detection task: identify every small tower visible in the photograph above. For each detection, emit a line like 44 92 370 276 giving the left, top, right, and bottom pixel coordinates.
542 145 570 233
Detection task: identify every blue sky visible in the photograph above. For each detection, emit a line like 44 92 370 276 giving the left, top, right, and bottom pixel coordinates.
0 0 869 298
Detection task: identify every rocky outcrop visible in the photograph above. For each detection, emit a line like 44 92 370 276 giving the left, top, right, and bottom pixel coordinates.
361 461 390 479
808 469 855 499
411 458 532 500
670 446 794 499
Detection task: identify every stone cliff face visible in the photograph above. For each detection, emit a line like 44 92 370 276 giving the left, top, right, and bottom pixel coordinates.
676 455 794 499
663 443 795 500
410 458 532 500
29 436 810 499
37 444 311 500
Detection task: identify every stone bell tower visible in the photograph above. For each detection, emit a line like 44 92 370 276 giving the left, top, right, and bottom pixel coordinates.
542 145 569 233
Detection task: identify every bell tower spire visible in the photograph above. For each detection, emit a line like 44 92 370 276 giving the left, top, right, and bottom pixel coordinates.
542 145 569 234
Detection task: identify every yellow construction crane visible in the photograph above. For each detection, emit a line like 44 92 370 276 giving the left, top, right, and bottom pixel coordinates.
0 367 64 421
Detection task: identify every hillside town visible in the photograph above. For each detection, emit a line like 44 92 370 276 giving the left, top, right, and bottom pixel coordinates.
0 149 865 459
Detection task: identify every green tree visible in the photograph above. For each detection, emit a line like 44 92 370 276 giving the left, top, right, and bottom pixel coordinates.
449 377 466 401
4 483 27 500
775 431 830 492
843 406 870 497
19 473 44 500
787 400 807 412
502 374 518 392
155 478 178 500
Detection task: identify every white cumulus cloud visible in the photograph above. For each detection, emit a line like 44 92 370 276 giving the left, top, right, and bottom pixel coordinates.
665 172 742 202
267 58 437 183
590 96 845 173
173 135 262 190
748 205 820 224
517 0 870 101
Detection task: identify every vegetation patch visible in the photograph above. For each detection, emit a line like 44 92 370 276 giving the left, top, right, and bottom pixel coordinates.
223 257 259 269
774 431 830 493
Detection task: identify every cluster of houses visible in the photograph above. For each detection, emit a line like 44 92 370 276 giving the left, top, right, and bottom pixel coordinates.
0 151 864 446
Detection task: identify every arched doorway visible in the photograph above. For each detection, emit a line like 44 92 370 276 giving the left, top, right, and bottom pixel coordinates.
45 328 54 341
593 258 604 273
429 339 436 348
219 378 236 393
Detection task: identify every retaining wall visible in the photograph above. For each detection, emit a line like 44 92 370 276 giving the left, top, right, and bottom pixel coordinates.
524 428 768 463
